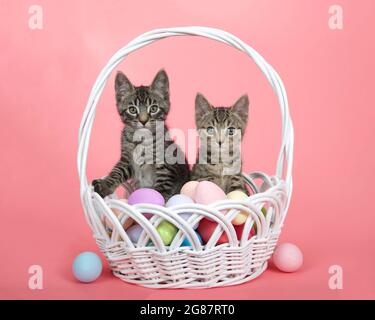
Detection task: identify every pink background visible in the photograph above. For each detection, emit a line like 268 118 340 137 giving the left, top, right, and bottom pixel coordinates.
1 0 374 299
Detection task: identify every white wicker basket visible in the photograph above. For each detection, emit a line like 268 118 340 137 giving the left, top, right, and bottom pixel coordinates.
77 26 294 289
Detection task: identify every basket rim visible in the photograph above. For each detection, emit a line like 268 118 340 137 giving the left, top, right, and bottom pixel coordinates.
85 170 287 252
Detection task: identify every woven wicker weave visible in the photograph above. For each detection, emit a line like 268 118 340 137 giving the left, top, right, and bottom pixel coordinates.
77 26 294 288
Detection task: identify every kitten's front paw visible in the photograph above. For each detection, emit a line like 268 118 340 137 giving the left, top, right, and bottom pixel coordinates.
92 179 112 198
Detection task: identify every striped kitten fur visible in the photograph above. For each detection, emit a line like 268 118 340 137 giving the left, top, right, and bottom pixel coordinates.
191 93 249 194
93 69 190 200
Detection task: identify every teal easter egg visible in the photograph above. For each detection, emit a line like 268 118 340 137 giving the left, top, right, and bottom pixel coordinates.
72 252 102 283
181 232 203 247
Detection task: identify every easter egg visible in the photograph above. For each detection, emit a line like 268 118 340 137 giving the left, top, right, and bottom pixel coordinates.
261 207 267 215
180 181 199 199
194 181 227 223
272 243 303 273
156 220 178 245
194 181 227 205
253 207 268 233
128 188 165 219
166 194 198 229
181 232 203 247
104 199 133 230
126 224 144 243
235 223 256 241
197 218 229 244
123 218 133 230
227 190 249 225
198 219 255 245
166 194 194 207
72 252 102 283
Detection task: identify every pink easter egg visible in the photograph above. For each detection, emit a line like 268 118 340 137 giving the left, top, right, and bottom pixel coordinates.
272 243 303 273
127 188 165 219
193 181 227 205
180 181 199 199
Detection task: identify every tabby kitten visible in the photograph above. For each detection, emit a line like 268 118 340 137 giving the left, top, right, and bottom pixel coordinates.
191 93 249 194
93 69 190 200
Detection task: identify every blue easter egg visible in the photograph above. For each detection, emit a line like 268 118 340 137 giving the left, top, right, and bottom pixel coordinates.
166 194 198 229
72 252 102 283
166 194 194 207
181 232 203 247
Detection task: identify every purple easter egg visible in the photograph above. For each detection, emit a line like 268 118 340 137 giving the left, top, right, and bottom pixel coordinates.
126 224 143 243
128 188 165 219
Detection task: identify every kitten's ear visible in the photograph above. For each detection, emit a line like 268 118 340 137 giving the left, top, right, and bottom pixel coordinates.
232 94 249 121
195 93 212 120
115 71 134 102
151 69 169 100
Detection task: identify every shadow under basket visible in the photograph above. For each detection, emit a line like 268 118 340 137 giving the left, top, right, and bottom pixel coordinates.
78 27 294 289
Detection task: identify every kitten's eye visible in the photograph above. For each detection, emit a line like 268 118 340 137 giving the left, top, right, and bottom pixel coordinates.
227 127 236 136
207 126 215 135
149 105 159 114
128 106 138 115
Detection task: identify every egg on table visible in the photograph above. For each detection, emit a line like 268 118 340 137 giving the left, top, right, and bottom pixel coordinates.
72 252 103 283
272 243 303 273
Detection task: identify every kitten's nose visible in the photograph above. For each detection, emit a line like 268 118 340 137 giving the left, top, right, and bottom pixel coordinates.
139 112 149 125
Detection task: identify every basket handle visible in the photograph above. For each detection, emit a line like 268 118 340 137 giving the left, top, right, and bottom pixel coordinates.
77 26 294 202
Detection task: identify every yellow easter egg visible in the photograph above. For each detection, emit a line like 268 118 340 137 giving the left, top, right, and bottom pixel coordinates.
104 199 133 230
227 190 249 225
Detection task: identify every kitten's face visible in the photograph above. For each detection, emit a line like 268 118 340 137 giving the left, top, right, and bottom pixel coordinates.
195 93 249 150
115 69 170 132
